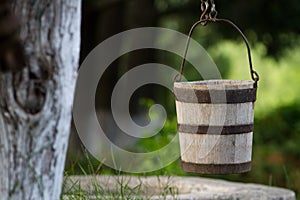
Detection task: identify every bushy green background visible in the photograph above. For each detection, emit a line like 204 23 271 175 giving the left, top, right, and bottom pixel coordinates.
66 40 300 197
66 0 300 198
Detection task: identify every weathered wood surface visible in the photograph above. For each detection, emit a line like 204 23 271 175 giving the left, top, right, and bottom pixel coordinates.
179 133 253 164
174 80 256 174
176 102 254 126
0 1 81 199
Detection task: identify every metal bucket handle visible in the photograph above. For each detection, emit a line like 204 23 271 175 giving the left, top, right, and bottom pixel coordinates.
177 18 260 87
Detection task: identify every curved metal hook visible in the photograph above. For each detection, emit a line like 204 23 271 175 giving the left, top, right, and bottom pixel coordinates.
177 18 259 87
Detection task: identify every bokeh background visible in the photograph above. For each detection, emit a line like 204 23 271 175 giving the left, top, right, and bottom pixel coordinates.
65 0 300 197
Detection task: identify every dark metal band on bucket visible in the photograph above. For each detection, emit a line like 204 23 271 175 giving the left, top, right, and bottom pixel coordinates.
178 124 254 135
174 87 257 104
181 161 252 174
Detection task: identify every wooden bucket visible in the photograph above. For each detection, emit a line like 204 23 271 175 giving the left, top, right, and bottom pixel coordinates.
174 80 257 174
174 18 259 174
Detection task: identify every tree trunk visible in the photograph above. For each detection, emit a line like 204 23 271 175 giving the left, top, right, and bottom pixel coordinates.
0 0 81 199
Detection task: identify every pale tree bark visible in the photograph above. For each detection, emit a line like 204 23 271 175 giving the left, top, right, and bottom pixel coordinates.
0 0 81 199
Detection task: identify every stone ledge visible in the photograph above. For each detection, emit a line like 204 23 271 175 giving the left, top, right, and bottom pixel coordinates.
63 175 296 200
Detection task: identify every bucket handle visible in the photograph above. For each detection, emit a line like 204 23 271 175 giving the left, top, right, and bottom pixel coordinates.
177 18 260 87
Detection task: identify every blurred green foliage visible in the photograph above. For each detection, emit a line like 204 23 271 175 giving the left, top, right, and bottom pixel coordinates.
66 40 300 197
66 0 300 198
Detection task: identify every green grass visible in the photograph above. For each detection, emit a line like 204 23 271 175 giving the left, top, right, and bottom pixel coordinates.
62 176 144 200
62 175 179 200
63 150 179 199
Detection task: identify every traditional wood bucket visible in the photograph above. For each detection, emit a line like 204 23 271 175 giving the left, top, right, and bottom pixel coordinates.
174 18 259 174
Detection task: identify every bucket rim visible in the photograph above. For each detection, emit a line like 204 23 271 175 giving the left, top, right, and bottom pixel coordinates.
174 79 255 90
